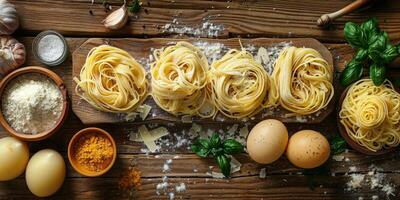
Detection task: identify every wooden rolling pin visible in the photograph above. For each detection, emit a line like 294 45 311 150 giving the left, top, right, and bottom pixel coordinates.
317 0 378 26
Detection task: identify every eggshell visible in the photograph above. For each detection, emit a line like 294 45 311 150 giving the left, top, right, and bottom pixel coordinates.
286 130 330 169
247 119 288 164
0 137 29 181
25 149 66 197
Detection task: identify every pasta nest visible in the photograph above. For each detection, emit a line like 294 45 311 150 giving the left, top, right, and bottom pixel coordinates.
207 49 270 119
267 46 334 116
74 45 148 113
150 41 212 116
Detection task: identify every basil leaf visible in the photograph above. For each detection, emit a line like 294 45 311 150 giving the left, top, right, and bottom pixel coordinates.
210 133 221 148
330 136 347 155
368 33 387 52
344 22 367 49
354 49 368 61
370 63 386 86
211 147 224 157
368 50 383 63
382 45 399 64
191 144 210 157
216 154 231 177
368 33 387 63
198 138 211 149
361 18 380 34
191 139 211 157
383 32 391 47
340 60 364 86
223 139 244 155
361 18 380 45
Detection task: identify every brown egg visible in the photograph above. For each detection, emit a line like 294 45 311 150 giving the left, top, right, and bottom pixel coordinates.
286 130 330 169
247 119 288 164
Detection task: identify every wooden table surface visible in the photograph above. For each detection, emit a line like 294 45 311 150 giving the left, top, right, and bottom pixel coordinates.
1 0 400 199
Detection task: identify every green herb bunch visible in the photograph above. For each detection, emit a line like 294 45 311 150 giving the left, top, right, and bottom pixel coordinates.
341 18 400 86
101 0 141 13
330 136 347 155
128 0 141 13
191 133 244 177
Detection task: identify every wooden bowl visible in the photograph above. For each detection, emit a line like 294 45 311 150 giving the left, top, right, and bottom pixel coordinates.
68 127 117 177
0 66 69 141
337 83 397 155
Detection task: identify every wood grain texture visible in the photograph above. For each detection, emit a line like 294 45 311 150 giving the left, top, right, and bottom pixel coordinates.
72 37 335 124
2 174 400 199
8 0 400 42
56 152 400 179
0 38 398 200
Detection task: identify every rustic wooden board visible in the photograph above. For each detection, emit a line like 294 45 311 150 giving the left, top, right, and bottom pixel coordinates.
72 38 335 124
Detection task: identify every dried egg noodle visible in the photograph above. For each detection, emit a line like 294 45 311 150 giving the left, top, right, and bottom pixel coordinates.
267 47 334 116
151 42 213 116
207 49 270 119
339 79 400 152
74 45 148 113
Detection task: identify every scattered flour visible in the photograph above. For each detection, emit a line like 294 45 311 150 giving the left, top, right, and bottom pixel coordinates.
332 155 345 162
163 16 225 37
154 156 188 199
346 165 396 198
175 183 186 193
259 168 267 178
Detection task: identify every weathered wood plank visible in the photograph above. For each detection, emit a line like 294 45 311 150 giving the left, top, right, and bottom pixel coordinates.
1 174 399 199
63 151 400 178
9 0 400 42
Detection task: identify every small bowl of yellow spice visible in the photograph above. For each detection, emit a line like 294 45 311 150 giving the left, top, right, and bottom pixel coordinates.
68 127 116 177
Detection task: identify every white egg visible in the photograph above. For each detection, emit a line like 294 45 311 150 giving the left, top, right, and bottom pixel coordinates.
26 149 66 197
0 137 29 181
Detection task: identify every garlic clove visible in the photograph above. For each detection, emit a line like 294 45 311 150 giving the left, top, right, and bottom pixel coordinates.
102 5 128 30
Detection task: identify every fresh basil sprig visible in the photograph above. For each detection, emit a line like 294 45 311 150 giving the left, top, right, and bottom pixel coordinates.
191 133 244 177
341 18 400 86
330 136 347 155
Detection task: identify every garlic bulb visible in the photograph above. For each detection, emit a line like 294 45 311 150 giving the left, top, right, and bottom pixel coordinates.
0 0 19 35
0 36 25 76
102 5 128 30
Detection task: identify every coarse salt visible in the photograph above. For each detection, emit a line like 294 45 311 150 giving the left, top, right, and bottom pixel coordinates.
37 34 65 62
175 183 186 193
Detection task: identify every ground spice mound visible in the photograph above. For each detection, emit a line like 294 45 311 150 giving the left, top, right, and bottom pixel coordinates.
119 168 142 190
73 133 114 172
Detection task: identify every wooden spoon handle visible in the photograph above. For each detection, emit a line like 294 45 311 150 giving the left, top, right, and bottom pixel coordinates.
317 0 376 26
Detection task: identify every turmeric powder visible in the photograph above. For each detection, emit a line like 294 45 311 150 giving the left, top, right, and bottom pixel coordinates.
119 168 141 190
73 133 114 172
